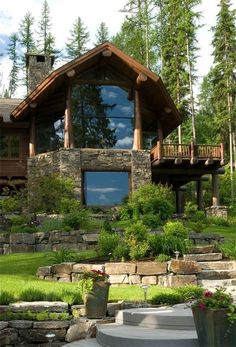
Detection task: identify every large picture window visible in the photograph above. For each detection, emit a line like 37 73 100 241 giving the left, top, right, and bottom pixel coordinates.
36 116 64 154
83 171 129 206
71 85 134 149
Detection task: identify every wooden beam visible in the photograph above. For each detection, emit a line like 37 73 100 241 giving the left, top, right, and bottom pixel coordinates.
66 69 76 78
136 73 147 87
133 89 142 150
212 173 219 206
196 180 204 210
64 83 74 149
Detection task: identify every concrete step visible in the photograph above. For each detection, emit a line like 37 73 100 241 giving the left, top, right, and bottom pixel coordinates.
197 269 236 280
96 324 199 347
63 339 100 347
115 305 195 330
184 253 222 262
199 261 236 270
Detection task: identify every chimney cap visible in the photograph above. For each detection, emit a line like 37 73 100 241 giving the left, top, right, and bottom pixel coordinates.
25 53 55 67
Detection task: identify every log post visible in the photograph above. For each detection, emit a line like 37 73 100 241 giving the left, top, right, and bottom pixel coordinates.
212 173 219 206
156 120 163 160
64 82 74 149
196 180 204 210
133 89 142 150
29 107 36 157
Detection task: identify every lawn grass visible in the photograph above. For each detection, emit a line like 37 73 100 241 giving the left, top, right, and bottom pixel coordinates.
204 224 236 240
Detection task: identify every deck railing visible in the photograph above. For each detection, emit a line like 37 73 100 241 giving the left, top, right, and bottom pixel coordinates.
151 142 224 163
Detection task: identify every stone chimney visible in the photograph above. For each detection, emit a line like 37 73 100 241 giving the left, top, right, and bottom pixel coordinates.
26 54 55 94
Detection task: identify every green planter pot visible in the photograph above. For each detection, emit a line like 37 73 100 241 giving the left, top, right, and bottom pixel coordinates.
192 307 236 347
84 281 110 319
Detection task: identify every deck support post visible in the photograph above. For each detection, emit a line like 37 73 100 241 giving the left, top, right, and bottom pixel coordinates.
175 187 185 214
133 89 142 150
212 172 219 206
64 82 74 149
156 120 163 160
196 180 204 210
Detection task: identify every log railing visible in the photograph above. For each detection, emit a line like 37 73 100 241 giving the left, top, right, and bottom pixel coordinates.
151 142 224 163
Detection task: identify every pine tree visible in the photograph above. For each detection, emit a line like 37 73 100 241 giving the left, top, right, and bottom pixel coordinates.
7 33 19 97
18 12 36 93
65 17 90 59
37 0 57 55
211 0 236 174
95 22 109 45
113 0 157 70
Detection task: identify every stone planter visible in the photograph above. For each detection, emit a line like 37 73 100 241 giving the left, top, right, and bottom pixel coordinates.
192 307 236 347
84 282 110 319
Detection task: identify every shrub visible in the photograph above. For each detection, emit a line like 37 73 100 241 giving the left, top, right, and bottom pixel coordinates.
163 220 188 238
129 241 149 260
19 288 61 302
0 291 15 305
148 233 191 257
0 196 20 213
184 202 208 232
10 225 37 233
97 230 120 258
120 183 174 225
48 247 77 264
151 286 203 305
113 242 130 261
37 218 65 232
155 254 171 262
63 209 88 230
218 241 236 260
60 289 82 305
124 221 148 244
60 197 81 214
208 216 229 227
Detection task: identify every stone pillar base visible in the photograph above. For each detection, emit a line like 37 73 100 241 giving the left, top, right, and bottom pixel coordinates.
206 206 228 218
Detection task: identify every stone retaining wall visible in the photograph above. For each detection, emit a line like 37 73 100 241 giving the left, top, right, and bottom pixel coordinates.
0 229 100 254
0 301 139 346
37 260 203 287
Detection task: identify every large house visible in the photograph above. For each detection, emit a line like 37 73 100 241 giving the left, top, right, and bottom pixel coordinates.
0 42 225 213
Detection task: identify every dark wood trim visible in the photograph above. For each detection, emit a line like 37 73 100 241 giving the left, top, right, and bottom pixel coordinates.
1 122 30 128
73 79 132 88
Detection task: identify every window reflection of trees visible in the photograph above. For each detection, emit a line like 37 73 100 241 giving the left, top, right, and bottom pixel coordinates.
36 117 64 154
72 84 117 148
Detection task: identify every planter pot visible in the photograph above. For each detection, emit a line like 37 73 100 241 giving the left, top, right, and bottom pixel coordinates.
84 281 110 319
192 307 236 347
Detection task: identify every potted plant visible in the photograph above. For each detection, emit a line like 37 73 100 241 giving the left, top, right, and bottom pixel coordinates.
191 287 236 347
78 269 110 319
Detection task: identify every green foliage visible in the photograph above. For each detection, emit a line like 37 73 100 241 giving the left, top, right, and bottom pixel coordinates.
97 230 120 258
65 16 90 59
0 310 71 321
0 291 15 305
184 202 208 232
120 184 174 226
63 209 88 230
47 247 77 264
148 233 191 257
151 285 203 305
163 220 188 238
155 254 171 262
60 289 82 305
208 216 229 227
60 197 81 214
112 242 130 261
129 241 149 260
19 288 60 302
28 174 76 214
218 241 236 260
0 196 20 213
124 221 148 244
10 224 37 233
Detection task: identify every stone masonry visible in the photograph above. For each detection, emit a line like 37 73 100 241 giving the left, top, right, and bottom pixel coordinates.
27 148 152 202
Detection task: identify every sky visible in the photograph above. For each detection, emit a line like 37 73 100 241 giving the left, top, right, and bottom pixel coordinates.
0 0 234 97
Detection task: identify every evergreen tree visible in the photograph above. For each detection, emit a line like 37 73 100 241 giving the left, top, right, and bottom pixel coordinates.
37 0 57 55
113 0 157 70
18 12 36 93
65 17 90 59
7 33 19 97
95 22 109 45
211 0 236 174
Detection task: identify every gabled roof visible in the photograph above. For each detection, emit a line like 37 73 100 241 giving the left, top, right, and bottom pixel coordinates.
11 42 182 137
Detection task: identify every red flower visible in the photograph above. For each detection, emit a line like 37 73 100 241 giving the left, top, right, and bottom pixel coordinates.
198 303 206 310
204 290 213 298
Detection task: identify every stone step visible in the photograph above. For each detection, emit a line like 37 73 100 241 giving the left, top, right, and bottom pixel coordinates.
63 339 100 346
198 278 236 288
96 324 199 347
197 269 236 280
115 305 195 330
199 261 236 271
184 253 222 262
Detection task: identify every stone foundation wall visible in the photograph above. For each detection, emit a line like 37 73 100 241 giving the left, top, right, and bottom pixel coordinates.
28 148 152 202
206 206 228 218
37 260 202 287
0 230 99 255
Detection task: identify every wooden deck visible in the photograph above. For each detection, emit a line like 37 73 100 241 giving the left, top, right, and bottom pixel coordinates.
151 142 224 165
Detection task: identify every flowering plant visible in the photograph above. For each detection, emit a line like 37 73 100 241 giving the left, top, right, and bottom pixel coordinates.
78 269 110 295
191 287 236 324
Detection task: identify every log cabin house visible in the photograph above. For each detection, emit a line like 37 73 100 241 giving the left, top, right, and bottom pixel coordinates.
0 42 226 214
